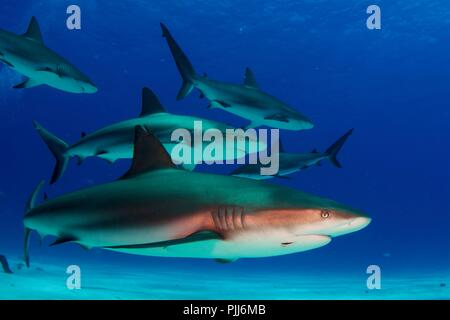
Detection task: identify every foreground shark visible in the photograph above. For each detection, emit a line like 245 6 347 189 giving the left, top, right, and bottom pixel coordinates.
160 23 313 131
232 129 353 180
35 87 263 184
24 126 370 265
0 17 97 93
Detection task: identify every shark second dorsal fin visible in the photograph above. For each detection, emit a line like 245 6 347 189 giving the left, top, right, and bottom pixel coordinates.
23 17 43 43
140 88 165 116
243 67 259 88
122 126 176 179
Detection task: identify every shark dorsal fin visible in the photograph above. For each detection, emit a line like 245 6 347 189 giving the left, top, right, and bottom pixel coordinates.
122 126 176 179
140 88 165 116
23 17 43 43
243 67 259 88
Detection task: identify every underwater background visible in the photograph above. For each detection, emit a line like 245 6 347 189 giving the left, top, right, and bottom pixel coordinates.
0 0 449 299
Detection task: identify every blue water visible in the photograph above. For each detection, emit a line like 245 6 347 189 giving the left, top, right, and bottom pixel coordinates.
0 1 449 299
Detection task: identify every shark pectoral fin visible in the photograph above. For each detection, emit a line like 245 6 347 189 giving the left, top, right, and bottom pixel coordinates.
50 235 78 246
14 78 42 89
23 17 44 43
264 113 289 123
140 87 166 116
243 67 259 89
121 126 177 179
105 230 222 250
215 258 238 264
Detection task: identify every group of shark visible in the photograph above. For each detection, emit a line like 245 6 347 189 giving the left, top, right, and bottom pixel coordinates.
0 17 371 268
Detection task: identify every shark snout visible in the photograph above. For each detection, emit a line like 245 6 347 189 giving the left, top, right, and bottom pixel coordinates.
329 215 371 237
81 82 98 94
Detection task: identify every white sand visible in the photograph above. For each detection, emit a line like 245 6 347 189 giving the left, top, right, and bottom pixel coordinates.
0 259 448 299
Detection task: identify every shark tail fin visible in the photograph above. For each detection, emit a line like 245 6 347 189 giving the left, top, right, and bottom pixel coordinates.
33 121 69 184
24 180 45 268
160 23 197 100
325 129 354 168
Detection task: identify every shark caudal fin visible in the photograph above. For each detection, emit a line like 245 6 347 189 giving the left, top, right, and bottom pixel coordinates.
325 128 354 168
33 121 69 184
24 180 45 268
160 23 197 100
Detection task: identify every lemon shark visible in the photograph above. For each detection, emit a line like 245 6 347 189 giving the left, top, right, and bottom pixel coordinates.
160 23 313 131
232 129 353 180
0 17 97 93
34 87 263 184
23 126 370 265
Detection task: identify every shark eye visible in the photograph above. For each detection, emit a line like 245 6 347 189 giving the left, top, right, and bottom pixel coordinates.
321 210 330 219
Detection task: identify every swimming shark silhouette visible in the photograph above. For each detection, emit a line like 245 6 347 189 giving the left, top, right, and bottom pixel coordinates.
160 23 313 131
232 129 353 180
0 17 97 93
24 126 370 265
34 87 264 184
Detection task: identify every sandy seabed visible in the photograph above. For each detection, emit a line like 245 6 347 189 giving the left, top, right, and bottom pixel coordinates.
0 257 448 300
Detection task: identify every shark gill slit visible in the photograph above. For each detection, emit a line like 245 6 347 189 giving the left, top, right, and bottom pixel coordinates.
211 206 245 232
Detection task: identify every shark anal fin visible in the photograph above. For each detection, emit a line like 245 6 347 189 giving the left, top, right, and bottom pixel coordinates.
50 235 78 246
121 126 176 179
243 67 259 88
23 17 44 43
215 258 238 264
105 230 222 250
264 113 289 123
140 87 166 116
14 78 42 89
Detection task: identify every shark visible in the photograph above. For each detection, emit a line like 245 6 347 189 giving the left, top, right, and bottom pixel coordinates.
23 126 371 265
34 87 264 184
0 17 97 93
231 129 353 180
160 23 314 131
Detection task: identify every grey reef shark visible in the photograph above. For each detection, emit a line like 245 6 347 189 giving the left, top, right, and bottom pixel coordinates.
232 129 354 180
23 126 371 266
160 23 313 131
0 16 97 93
34 87 263 184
